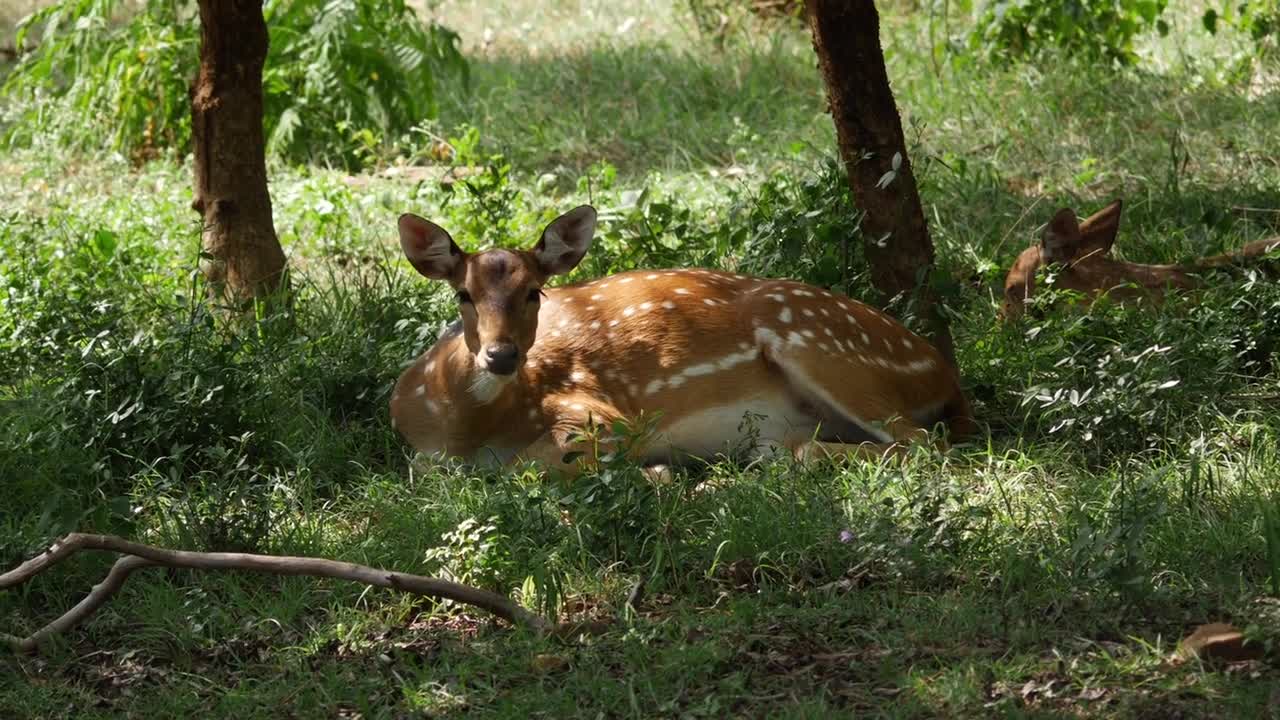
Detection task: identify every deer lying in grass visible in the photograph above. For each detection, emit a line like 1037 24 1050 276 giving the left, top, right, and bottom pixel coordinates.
1 208 977 653
389 205 974 475
1001 199 1280 320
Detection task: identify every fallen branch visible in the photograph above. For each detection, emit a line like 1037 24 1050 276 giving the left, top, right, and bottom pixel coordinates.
2 533 548 653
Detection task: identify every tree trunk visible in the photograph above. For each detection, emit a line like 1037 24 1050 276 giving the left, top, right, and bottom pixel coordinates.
805 0 955 367
190 0 287 307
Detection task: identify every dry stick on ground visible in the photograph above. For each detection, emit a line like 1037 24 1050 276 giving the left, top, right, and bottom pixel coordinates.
1 533 549 653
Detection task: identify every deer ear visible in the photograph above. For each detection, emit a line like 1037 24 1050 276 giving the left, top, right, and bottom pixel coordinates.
1077 199 1123 258
533 205 596 276
1040 207 1083 264
399 213 464 280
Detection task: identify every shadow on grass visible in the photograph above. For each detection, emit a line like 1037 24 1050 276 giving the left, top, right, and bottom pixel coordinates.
436 37 831 176
4 584 1276 717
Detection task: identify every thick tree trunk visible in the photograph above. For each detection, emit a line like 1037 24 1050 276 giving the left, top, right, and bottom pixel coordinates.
805 0 955 367
190 0 287 307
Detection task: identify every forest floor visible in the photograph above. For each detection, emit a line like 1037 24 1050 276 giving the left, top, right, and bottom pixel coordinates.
3 1 1280 717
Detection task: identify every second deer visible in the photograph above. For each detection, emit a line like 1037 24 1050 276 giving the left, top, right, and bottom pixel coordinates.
1002 199 1280 320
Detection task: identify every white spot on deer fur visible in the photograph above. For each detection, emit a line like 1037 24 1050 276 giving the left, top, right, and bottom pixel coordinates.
424 361 436 375
609 319 620 327
883 338 894 351
787 331 807 347
845 314 857 325
646 274 659 280
802 309 815 317
684 363 717 377
590 320 601 330
599 281 610 288
425 400 439 414
818 342 829 351
903 357 936 373
390 416 397 430
860 332 870 345
703 298 716 306
586 306 596 311
766 293 785 302
668 375 687 388
640 302 653 311
550 330 561 337
591 294 604 301
528 408 539 420
562 297 573 304
675 288 691 295
823 327 834 337
718 347 759 370
820 308 830 317
738 342 751 351
792 289 814 297
620 277 634 284
645 379 665 395
902 337 914 350
413 385 426 397
571 371 586 382
661 301 676 310
754 327 783 350
623 306 636 317
779 308 792 323
571 403 585 411
801 329 815 339
558 318 569 328
558 399 569 406
834 338 847 352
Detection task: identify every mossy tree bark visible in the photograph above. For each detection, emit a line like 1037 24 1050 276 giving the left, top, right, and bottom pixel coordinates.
190 0 287 307
805 0 955 366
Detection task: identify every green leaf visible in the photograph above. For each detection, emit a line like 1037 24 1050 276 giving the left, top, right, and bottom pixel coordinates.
1203 8 1219 34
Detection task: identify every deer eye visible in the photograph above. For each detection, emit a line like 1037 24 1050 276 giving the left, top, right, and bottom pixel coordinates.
456 290 472 304
527 288 544 303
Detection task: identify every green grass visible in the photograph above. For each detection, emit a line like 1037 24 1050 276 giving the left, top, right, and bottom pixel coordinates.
3 0 1280 717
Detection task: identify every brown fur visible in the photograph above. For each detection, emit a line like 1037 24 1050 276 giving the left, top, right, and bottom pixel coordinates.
1002 199 1280 320
390 206 974 476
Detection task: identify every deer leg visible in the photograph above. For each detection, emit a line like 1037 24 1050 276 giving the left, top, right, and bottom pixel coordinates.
790 416 940 465
512 396 660 478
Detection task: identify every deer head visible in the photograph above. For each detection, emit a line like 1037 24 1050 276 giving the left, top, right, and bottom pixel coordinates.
397 206 597 376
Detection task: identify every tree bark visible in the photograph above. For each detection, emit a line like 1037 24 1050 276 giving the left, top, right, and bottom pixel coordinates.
805 0 955 367
191 0 287 307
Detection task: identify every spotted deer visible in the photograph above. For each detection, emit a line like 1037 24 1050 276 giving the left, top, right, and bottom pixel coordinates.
389 205 974 475
1002 199 1280 320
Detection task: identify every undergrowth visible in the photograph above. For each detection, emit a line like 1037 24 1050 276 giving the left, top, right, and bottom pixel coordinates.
2 0 1280 717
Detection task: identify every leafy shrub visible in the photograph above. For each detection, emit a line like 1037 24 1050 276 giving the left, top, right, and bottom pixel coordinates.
1 0 467 168
0 208 440 562
262 0 468 168
1202 0 1280 52
970 271 1280 460
968 0 1169 65
424 516 516 593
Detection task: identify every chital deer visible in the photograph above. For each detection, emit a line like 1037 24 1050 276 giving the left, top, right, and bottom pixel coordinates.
389 206 974 476
1002 199 1280 320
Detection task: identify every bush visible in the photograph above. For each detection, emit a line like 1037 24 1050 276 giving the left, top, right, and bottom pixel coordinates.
970 272 1280 460
968 0 1169 65
1 0 467 168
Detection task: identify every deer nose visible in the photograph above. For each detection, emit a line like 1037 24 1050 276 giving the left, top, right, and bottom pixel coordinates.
484 343 520 375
